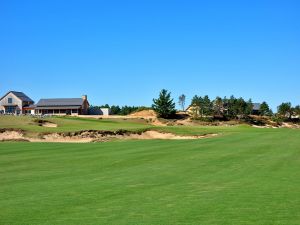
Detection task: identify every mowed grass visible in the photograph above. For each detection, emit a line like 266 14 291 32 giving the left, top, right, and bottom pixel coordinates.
0 115 151 132
1 127 300 224
0 115 250 136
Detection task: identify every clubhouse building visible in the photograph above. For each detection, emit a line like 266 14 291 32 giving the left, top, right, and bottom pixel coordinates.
0 91 90 115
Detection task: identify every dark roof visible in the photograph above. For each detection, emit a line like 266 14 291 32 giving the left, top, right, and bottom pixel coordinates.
23 104 36 109
36 98 84 107
0 91 34 102
35 106 81 110
253 103 261 111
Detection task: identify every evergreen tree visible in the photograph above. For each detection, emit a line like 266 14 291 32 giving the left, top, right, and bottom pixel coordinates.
245 99 253 116
260 101 272 116
294 105 300 116
191 95 201 106
190 95 201 118
152 89 176 118
202 95 213 116
278 102 293 119
213 97 224 117
227 95 238 119
110 105 121 115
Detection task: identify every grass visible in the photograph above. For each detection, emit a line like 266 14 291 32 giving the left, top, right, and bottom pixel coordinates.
1 126 300 224
0 115 152 133
0 115 272 136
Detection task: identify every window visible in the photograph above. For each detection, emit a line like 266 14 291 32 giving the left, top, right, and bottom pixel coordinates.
8 98 13 104
6 106 16 113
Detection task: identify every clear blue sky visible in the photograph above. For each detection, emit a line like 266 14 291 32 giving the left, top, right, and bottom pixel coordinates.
0 0 299 110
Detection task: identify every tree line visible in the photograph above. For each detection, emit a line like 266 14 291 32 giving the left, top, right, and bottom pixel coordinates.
152 89 300 120
89 104 150 115
90 89 300 121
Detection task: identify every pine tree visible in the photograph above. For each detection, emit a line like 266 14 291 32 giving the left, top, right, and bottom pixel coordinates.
278 102 293 119
260 101 272 116
152 89 176 118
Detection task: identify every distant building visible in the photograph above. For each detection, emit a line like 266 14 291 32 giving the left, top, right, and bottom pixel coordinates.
88 107 111 116
99 108 111 116
186 104 201 117
34 95 90 115
252 103 261 115
0 91 34 114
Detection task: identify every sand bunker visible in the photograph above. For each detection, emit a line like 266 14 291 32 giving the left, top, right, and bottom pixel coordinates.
42 122 58 128
0 130 26 141
0 129 217 143
252 123 300 129
126 131 216 140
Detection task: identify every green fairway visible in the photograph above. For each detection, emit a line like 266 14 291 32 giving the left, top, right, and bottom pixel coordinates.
1 127 300 224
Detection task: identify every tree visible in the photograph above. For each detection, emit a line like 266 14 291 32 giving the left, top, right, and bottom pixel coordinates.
189 95 200 118
152 89 176 118
110 105 121 115
222 96 229 117
227 95 238 119
202 95 213 116
191 95 201 106
294 105 300 116
224 96 251 119
277 102 293 119
178 94 186 111
213 97 224 117
260 101 272 116
235 97 251 119
245 99 253 117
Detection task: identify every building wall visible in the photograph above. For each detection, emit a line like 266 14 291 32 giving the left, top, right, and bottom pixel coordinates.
35 108 81 115
81 101 89 114
0 93 23 114
186 105 201 117
88 107 111 116
100 108 110 116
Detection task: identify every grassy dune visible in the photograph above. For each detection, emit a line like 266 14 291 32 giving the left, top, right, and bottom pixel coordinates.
1 126 300 224
0 115 151 132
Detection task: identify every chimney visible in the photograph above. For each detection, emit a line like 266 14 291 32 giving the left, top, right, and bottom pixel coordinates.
82 95 87 101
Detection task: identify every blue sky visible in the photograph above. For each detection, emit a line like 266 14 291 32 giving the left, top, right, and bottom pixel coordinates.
0 0 299 110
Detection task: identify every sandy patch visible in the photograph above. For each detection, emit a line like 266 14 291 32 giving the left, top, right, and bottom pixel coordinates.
252 125 271 128
148 118 167 126
130 110 157 117
42 122 58 128
36 133 93 143
76 110 157 120
126 131 217 140
281 122 300 129
0 129 217 143
0 131 24 140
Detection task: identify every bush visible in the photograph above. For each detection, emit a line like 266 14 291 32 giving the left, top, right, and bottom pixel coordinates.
133 106 153 113
192 117 214 122
271 116 284 125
